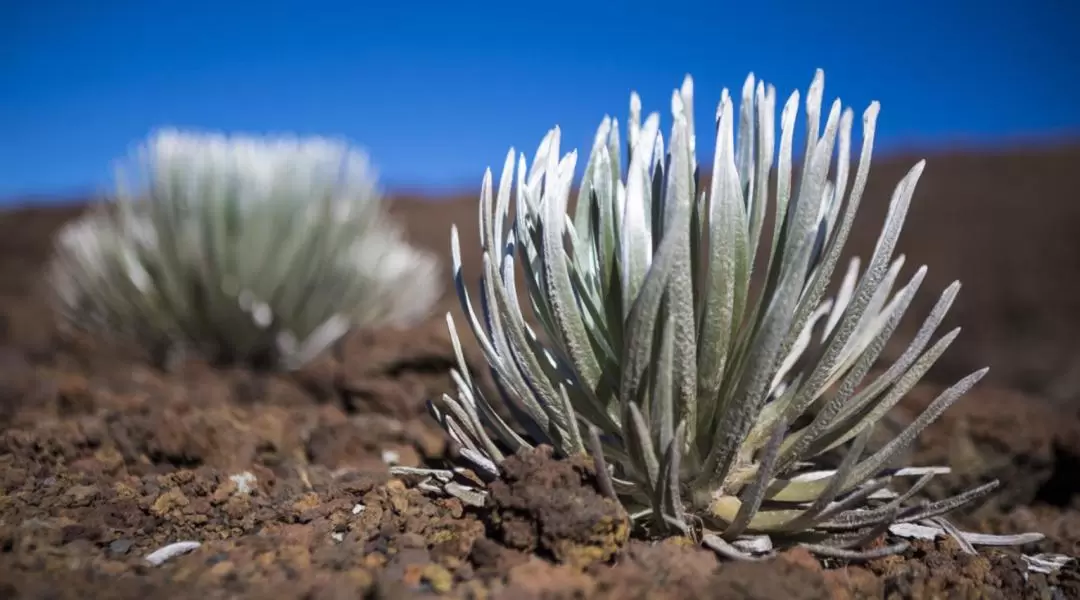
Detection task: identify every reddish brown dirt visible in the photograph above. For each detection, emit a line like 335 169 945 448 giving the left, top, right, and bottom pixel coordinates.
2 142 1080 598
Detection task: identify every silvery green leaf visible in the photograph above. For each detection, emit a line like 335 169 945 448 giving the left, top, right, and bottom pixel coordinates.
620 197 688 419
696 89 748 442
621 113 660 313
1022 553 1073 575
664 104 700 444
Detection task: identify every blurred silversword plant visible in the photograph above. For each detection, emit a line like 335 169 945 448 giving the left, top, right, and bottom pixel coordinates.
46 129 441 370
434 70 1044 559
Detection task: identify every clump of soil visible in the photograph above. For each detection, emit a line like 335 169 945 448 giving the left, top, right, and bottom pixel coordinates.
2 144 1080 598
485 446 629 569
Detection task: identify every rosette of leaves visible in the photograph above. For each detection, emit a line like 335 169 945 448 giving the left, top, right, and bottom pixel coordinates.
47 129 441 370
434 70 1043 559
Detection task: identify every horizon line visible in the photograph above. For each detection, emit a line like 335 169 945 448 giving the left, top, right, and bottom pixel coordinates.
4 132 1078 209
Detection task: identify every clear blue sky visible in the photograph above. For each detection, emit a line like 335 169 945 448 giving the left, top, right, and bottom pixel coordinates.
2 0 1078 203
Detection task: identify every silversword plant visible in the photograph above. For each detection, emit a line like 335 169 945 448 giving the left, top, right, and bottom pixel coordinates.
47 129 441 370
434 70 1044 559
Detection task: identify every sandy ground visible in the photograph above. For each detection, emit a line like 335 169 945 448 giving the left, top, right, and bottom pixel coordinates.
1 141 1079 598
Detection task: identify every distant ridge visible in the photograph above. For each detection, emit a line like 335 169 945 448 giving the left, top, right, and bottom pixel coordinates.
2 138 1078 211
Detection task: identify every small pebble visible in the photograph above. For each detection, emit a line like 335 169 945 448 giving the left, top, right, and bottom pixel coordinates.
229 471 257 495
108 539 133 556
